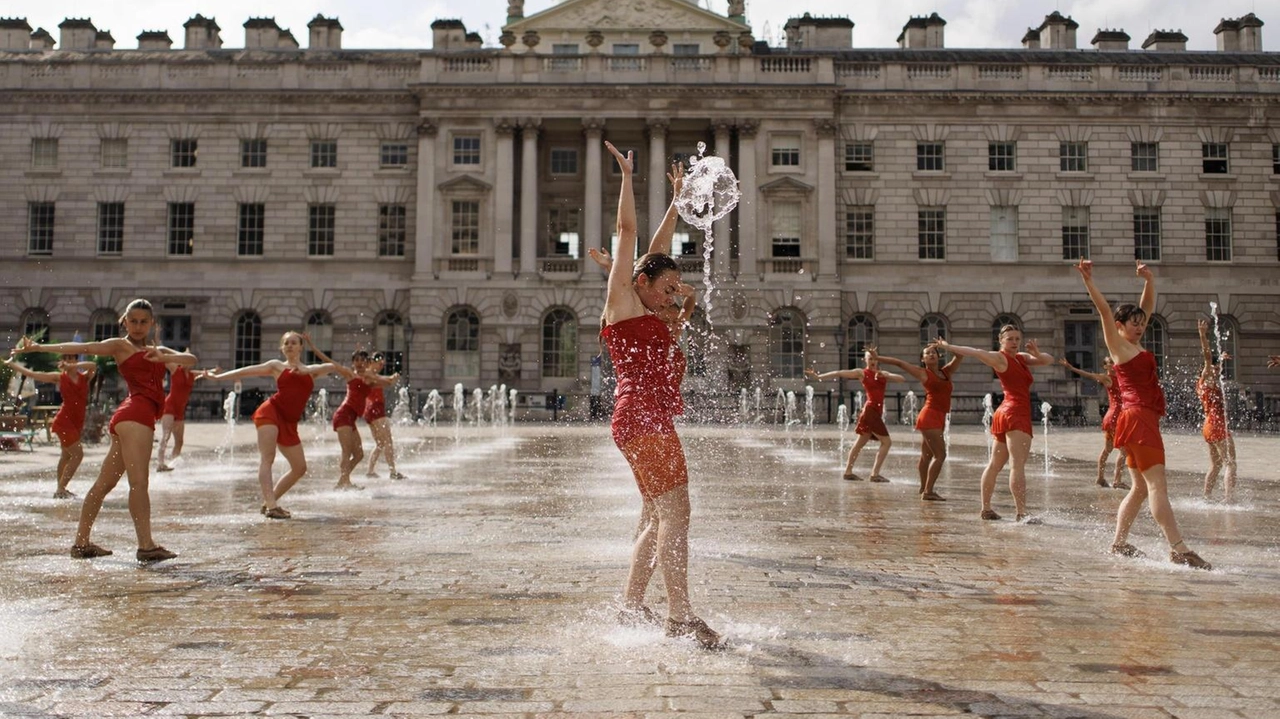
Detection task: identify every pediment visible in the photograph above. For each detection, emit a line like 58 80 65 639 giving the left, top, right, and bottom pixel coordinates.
758 176 814 195
438 175 492 193
507 0 749 34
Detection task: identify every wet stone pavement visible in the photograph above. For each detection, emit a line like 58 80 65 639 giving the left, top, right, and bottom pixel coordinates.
0 421 1278 718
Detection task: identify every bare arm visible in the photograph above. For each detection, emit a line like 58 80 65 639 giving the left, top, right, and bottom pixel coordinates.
931 339 1008 372
1269 355 1280 369
1197 318 1214 377
1020 339 1055 367
207 360 283 382
2 360 60 384
872 354 927 383
805 367 863 382
1075 259 1135 364
1136 260 1155 319
647 162 684 256
604 141 642 325
12 336 127 359
146 346 197 367
366 372 400 388
1058 357 1108 385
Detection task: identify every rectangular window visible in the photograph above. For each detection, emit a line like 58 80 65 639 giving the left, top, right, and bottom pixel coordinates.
771 202 801 258
310 140 337 168
771 135 800 167
31 138 58 168
1205 208 1232 262
547 207 581 257
27 202 54 255
1061 206 1090 260
1273 144 1280 174
845 206 874 259
1059 141 1087 172
672 43 700 55
1131 142 1158 172
916 142 945 171
171 139 198 168
844 142 874 172
380 142 409 168
241 139 267 168
378 204 407 257
100 138 128 168
613 43 640 54
990 206 1018 262
451 200 480 255
237 203 265 256
550 148 579 175
611 43 641 70
452 134 481 166
918 208 946 260
1276 210 1280 261
1134 207 1161 262
552 43 579 54
97 202 125 255
167 202 194 255
988 142 1016 172
1202 143 1229 174
308 204 336 256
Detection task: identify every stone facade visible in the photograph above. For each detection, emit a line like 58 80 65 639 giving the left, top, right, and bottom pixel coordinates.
2 0 1279 412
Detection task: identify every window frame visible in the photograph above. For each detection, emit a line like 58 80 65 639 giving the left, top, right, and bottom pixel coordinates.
451 200 481 256
1059 141 1088 172
451 133 482 167
27 201 55 256
770 134 801 168
303 310 333 364
1061 206 1090 261
233 311 262 368
1131 141 1158 172
310 139 338 169
308 203 337 256
916 141 945 172
444 307 481 379
237 202 265 257
100 138 128 169
98 202 125 256
918 207 946 260
844 141 874 172
170 138 198 168
31 138 59 168
844 206 874 260
166 202 195 256
768 308 806 380
379 142 409 168
1133 207 1162 262
770 201 802 258
1201 142 1229 174
240 138 268 168
987 141 1016 172
1205 207 1232 262
549 147 579 176
541 308 579 379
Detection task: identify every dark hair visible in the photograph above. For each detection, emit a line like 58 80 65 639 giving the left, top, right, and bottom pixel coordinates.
371 352 385 361
118 298 153 325
1114 304 1147 325
351 350 371 361
632 252 679 282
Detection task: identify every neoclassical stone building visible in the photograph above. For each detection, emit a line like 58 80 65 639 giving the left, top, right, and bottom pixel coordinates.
2 1 1279 416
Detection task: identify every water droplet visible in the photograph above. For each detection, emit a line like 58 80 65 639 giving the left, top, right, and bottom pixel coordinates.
819 342 826 348
797 268 805 274
696 141 706 158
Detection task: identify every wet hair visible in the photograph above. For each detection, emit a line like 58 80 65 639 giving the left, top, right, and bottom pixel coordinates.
371 352 385 362
118 298 153 325
280 331 303 349
351 350 371 362
1114 303 1147 325
997 324 1021 340
632 252 679 283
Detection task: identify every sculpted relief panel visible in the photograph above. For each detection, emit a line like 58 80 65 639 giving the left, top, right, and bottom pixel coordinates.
536 0 722 30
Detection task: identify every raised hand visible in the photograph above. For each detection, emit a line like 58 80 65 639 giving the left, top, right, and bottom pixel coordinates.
587 246 612 271
1057 357 1073 368
143 347 168 363
1269 355 1280 368
1074 258 1093 281
1026 339 1041 355
1135 260 1153 282
668 162 684 195
11 336 36 356
804 368 820 380
604 141 632 176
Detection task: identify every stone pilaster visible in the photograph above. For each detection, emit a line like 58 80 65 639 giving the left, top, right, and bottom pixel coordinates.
493 117 516 275
413 118 438 279
518 118 540 276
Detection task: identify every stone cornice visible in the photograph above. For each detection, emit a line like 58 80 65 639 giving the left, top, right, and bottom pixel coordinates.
410 84 841 100
0 90 418 106
835 91 1280 105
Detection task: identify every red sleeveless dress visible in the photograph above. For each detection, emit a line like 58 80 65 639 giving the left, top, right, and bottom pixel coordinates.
363 386 387 423
51 370 90 447
915 366 952 432
163 366 195 419
991 351 1034 441
1196 377 1229 443
1113 350 1165 468
855 369 889 439
333 377 371 430
1101 368 1123 438
109 351 166 435
253 368 314 447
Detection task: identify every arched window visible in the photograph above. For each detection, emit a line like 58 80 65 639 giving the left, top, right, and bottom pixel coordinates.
542 308 578 379
375 311 405 374
304 310 333 364
90 309 117 342
20 308 50 343
920 314 949 362
769 308 806 380
234 311 262 368
991 313 1023 349
1147 314 1167 376
1208 314 1238 381
846 314 876 369
445 307 480 379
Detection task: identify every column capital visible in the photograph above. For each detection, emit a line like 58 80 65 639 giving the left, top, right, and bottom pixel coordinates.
813 117 839 138
494 117 518 136
416 118 439 137
581 116 607 134
520 117 542 132
646 117 669 137
711 119 734 135
737 118 759 137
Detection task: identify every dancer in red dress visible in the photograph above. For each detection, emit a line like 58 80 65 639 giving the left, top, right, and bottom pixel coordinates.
934 325 1054 523
1077 259 1210 569
4 357 96 498
363 353 405 480
12 299 195 562
600 141 721 650
807 351 907 483
1059 357 1128 489
156 363 210 472
874 345 963 500
1196 319 1236 503
205 332 346 518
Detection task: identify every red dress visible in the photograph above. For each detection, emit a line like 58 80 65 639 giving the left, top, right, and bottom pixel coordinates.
363 386 387 423
109 351 166 435
1113 350 1165 463
162 366 195 419
1197 377 1229 443
252 368 314 448
991 351 1034 441
51 370 90 447
855 369 889 439
914 367 952 432
1101 368 1123 438
603 315 685 449
332 377 372 430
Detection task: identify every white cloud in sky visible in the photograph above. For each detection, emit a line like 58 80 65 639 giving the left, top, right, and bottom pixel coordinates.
13 0 1266 50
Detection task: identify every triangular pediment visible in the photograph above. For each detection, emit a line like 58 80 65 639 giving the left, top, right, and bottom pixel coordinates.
506 0 748 34
759 176 814 195
438 175 492 193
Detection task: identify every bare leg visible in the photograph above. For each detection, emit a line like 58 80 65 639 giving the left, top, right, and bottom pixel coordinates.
869 434 892 478
335 426 364 487
1005 430 1033 517
1112 449 1128 487
920 429 947 497
916 436 932 493
651 485 693 622
1222 435 1237 503
74 434 127 548
55 441 84 497
272 443 309 501
623 500 659 609
171 420 185 461
980 441 1010 514
1203 441 1224 499
844 434 871 477
255 425 281 509
366 422 383 476
115 421 162 550
1113 465 1148 545
156 414 176 469
1095 436 1115 487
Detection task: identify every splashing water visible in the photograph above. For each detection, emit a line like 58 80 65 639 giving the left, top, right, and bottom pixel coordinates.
453 384 465 432
903 390 918 426
804 385 815 430
739 388 750 425
836 403 850 461
774 388 786 424
754 387 763 423
392 386 413 426
674 141 741 322
1040 400 1053 476
1208 301 1233 433
425 389 443 427
508 388 518 422
982 393 994 460
471 388 485 426
215 390 238 459
784 391 798 428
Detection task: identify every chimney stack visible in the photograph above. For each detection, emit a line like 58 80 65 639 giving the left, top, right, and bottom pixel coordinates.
58 18 97 50
29 27 54 50
1090 29 1130 51
431 19 468 51
1036 11 1078 49
1021 28 1040 49
137 30 173 50
1238 13 1264 51
897 12 945 49
0 17 32 50
244 17 282 49
1142 29 1188 52
307 15 343 50
183 14 222 49
94 29 114 50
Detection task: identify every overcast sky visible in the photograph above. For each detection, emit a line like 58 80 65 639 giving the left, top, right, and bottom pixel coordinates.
15 0 1267 51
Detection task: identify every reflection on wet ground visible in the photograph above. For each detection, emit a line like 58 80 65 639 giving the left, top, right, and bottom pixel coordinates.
0 423 1277 717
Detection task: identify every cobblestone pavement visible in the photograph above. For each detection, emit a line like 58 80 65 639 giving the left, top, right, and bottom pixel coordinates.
0 421 1277 718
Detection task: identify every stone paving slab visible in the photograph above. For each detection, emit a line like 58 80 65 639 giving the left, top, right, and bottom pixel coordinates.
0 421 1277 718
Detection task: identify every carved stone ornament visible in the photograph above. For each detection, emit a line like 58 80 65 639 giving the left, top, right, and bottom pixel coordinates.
649 30 668 48
585 29 604 49
582 117 606 134
498 343 521 383
502 292 519 318
494 117 517 135
646 117 669 136
813 118 839 137
730 292 748 320
737 118 760 137
738 32 754 49
499 30 517 49
416 119 438 137
522 30 541 48
713 30 733 50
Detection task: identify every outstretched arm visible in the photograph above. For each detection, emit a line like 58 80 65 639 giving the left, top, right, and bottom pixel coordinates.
1058 357 1108 385
2 359 61 384
145 346 196 367
587 247 612 274
1075 259 1134 364
11 335 126 359
871 354 927 383
1136 260 1155 319
930 338 1008 372
1197 319 1214 377
805 367 862 382
604 141 639 324
1269 355 1280 369
1021 339 1055 367
647 162 684 256
367 372 400 388
207 360 281 382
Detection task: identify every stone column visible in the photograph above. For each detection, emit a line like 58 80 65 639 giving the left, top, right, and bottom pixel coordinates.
712 120 733 277
519 118 540 276
736 119 758 278
413 118 438 279
647 118 669 240
494 118 516 275
582 117 605 256
814 118 838 280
